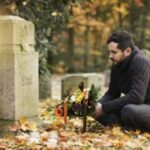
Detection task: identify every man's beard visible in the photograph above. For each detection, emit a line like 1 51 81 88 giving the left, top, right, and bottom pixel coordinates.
110 55 125 65
110 58 118 65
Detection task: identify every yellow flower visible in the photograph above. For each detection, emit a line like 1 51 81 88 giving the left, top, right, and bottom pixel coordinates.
74 90 84 103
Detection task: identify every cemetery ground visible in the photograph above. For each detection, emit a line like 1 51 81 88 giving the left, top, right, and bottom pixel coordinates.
1 99 150 149
0 75 150 149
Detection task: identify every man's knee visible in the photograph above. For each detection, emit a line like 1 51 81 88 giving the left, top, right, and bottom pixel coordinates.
121 104 137 123
121 104 150 131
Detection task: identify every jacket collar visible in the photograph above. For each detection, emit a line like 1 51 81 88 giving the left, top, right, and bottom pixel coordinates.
115 46 139 71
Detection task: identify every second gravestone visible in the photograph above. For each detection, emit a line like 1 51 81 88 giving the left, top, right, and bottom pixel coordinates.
61 73 105 99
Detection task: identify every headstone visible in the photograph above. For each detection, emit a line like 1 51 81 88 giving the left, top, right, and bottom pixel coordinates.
61 73 105 99
104 69 111 87
0 15 39 120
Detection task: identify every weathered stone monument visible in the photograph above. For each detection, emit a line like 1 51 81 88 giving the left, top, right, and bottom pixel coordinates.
61 73 105 99
0 15 39 120
104 69 110 87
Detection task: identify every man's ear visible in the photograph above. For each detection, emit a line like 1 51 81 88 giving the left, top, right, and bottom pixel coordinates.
124 48 132 57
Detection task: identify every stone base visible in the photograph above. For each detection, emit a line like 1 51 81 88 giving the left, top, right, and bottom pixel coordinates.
0 117 45 137
0 120 15 137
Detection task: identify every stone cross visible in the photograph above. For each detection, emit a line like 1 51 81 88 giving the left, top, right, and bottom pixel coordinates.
0 15 39 120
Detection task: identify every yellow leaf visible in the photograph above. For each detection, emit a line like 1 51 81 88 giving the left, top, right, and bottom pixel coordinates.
40 111 50 117
29 122 38 131
18 117 28 125
113 3 128 16
112 126 124 137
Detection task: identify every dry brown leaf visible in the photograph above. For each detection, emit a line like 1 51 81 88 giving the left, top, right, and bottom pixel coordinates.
112 139 124 149
101 140 113 147
143 133 150 139
52 118 65 128
45 125 57 131
8 123 20 132
20 122 30 132
138 135 147 142
40 132 49 142
58 136 68 142
60 130 77 137
15 134 28 144
133 129 141 135
0 144 8 150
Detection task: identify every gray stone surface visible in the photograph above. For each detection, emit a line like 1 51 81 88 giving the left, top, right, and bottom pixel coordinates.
104 69 111 87
0 15 34 51
51 75 62 100
0 16 38 120
15 52 38 119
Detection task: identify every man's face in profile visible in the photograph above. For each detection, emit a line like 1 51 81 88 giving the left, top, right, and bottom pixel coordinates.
108 42 127 65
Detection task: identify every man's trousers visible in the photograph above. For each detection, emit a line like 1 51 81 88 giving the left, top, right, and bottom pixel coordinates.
97 104 150 131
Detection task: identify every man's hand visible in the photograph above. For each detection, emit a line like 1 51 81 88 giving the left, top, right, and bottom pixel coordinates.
95 102 103 119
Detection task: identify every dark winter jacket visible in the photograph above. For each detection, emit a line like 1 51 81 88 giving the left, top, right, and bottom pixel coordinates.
100 47 150 113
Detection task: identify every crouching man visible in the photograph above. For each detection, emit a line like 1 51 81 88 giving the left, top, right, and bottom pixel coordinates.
95 31 150 131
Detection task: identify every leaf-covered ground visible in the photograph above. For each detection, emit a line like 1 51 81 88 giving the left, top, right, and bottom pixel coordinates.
0 99 150 150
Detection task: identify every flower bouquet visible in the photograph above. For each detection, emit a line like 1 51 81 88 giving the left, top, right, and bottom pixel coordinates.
54 82 100 132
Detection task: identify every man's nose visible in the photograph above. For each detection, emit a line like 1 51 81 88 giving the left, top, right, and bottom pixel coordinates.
109 53 113 59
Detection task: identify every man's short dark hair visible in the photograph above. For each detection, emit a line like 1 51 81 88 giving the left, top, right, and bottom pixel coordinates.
107 31 135 51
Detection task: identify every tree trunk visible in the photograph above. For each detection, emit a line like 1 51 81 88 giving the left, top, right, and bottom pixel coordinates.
68 27 75 72
67 2 75 72
117 1 123 28
139 1 150 48
128 0 137 34
84 26 90 70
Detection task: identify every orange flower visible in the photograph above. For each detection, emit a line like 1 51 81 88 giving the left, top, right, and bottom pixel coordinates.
54 105 63 117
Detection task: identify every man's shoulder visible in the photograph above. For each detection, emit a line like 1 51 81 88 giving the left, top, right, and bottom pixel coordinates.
132 50 150 65
129 51 150 74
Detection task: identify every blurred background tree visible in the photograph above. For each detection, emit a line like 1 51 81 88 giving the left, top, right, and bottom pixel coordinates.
1 0 150 97
2 0 150 74
50 0 150 73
